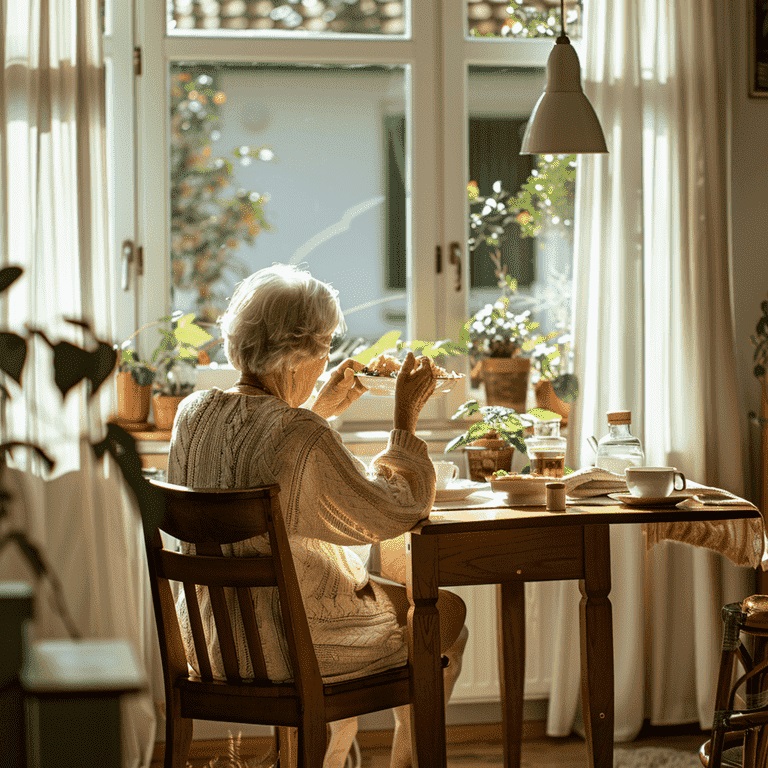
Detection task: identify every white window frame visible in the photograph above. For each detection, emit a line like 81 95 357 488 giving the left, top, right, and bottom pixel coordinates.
131 1 568 427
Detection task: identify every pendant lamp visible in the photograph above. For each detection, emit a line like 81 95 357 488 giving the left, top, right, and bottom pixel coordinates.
520 0 607 155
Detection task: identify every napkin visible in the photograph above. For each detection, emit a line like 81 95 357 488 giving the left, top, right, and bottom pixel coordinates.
674 486 759 512
563 466 627 499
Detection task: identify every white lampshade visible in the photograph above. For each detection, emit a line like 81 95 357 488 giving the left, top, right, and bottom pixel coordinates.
520 37 608 155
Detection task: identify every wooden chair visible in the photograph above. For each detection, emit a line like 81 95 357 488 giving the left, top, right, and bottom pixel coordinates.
699 597 768 767
145 480 413 768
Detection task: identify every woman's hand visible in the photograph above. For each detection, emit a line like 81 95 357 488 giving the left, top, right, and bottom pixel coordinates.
311 359 368 420
394 352 436 433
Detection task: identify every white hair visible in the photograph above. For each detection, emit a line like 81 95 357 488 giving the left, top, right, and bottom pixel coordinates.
220 264 345 377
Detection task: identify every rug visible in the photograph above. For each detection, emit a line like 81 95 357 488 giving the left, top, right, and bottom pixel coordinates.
613 747 701 768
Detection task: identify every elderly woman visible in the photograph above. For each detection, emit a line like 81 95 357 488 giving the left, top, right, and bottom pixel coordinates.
167 264 468 768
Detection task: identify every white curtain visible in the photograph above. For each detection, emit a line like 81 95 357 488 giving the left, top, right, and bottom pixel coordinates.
0 1 156 765
548 0 754 740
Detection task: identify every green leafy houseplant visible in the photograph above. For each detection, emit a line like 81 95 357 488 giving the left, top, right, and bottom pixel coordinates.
120 312 214 397
445 401 561 455
530 334 579 404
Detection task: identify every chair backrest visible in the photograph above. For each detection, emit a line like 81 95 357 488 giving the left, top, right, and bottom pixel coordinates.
145 480 323 701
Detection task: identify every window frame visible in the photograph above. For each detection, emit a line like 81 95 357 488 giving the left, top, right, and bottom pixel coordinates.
132 1 569 426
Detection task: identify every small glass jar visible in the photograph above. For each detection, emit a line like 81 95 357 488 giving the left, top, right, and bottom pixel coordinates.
524 418 567 478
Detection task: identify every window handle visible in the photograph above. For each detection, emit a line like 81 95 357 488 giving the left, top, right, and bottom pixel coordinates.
121 240 135 291
449 241 462 292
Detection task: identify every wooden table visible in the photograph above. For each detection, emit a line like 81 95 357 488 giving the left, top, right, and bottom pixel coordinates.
404 500 760 768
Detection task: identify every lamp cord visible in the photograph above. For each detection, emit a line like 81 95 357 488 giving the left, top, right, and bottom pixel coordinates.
561 0 566 37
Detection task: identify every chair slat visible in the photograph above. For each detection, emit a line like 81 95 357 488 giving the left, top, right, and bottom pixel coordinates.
236 587 269 681
157 549 277 588
183 581 213 682
207 585 242 683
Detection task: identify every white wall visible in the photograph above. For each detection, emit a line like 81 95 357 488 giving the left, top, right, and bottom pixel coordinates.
730 1 768 502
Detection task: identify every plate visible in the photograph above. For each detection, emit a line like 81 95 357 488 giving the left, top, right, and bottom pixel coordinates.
355 374 464 397
608 492 687 508
434 480 488 503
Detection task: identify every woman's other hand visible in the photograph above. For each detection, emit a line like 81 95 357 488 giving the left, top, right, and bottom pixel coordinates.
312 359 367 420
394 352 436 433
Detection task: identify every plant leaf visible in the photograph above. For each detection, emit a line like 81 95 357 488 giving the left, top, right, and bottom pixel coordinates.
552 373 579 403
1 531 47 577
85 341 118 398
352 331 402 366
527 407 563 421
0 441 56 472
94 423 165 537
0 266 23 294
51 341 92 397
174 314 213 348
0 331 27 384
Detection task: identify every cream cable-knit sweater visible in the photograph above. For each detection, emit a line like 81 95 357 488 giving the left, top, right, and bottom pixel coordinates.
167 388 436 683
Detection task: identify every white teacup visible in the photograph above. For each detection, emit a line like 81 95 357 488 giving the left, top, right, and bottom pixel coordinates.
433 461 459 490
625 466 686 498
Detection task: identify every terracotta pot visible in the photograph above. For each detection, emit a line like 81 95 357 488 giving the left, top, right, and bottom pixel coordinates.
481 357 531 411
116 371 151 425
152 394 185 432
534 380 570 427
463 438 514 482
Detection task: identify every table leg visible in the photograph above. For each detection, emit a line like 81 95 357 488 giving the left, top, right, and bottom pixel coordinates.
497 581 525 768
406 533 445 768
579 524 614 768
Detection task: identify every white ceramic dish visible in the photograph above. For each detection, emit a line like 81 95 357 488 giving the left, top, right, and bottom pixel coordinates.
434 480 487 503
355 374 464 397
489 475 550 506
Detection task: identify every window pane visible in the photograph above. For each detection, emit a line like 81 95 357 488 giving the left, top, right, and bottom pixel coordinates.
466 0 582 40
168 0 408 37
467 66 575 386
169 64 408 353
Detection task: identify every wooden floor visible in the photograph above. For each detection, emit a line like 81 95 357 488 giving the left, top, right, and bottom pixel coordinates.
181 726 707 767
359 732 705 767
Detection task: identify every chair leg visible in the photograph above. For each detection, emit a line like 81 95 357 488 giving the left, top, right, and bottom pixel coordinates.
164 693 193 768
298 718 327 768
278 727 299 768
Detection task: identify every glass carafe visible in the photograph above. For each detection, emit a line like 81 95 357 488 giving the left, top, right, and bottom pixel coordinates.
594 411 644 473
524 418 567 478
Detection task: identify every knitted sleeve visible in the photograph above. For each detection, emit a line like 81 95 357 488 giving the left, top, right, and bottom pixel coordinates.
284 416 436 545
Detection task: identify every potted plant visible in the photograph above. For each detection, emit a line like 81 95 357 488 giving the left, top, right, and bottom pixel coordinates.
445 400 560 481
530 334 579 426
464 277 551 411
115 350 155 429
751 294 768 513
118 312 213 432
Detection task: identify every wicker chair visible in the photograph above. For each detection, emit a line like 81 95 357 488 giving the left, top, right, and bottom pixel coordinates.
700 596 768 767
145 480 415 768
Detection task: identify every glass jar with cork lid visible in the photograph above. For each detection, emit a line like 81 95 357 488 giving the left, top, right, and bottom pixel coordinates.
594 410 644 473
524 417 567 478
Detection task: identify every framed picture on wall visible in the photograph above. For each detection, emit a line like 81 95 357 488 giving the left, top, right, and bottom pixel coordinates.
750 0 768 97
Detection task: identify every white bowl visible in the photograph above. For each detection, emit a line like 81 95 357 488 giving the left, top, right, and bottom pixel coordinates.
355 374 464 398
489 475 549 506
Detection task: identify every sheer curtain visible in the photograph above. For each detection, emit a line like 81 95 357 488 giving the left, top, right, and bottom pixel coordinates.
548 0 753 739
0 1 156 765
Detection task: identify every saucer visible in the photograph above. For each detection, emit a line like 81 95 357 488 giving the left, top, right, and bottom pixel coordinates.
434 480 487 502
608 492 687 508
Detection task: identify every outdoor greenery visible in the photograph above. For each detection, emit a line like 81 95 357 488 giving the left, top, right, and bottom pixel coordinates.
468 1 582 39
468 154 577 248
171 69 272 322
